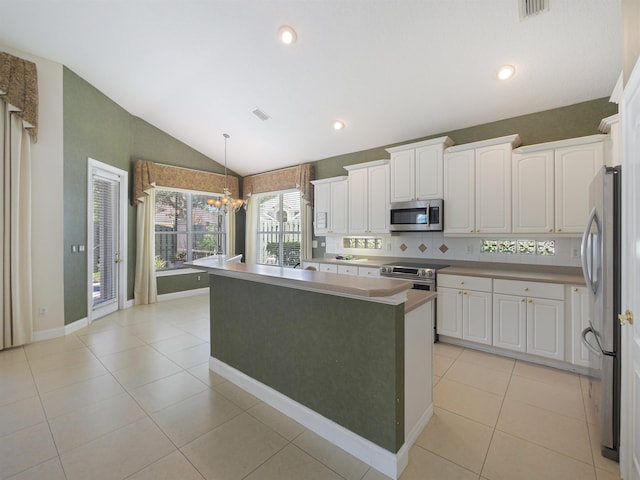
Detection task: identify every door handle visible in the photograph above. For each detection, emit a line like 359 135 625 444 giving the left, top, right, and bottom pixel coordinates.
580 207 601 295
619 309 634 326
581 326 602 357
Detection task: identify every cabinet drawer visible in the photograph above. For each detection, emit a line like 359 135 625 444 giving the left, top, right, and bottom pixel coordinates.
438 274 492 292
319 264 338 274
358 266 380 278
493 279 564 300
337 265 358 276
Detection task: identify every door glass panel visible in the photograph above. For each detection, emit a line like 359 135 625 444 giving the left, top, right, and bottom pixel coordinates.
92 175 119 308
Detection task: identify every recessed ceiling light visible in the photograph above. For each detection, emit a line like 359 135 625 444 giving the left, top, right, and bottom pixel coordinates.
497 65 516 80
333 120 345 130
279 25 297 45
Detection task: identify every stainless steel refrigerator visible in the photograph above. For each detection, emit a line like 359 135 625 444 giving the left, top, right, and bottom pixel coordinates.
580 165 621 461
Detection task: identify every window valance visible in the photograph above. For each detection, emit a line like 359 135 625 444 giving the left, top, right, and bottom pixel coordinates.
0 52 38 138
132 160 240 205
242 164 314 203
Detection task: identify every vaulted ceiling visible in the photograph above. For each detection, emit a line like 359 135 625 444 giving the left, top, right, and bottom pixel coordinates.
0 0 622 175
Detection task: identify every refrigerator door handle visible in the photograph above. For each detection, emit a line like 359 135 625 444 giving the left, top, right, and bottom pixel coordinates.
582 326 603 357
581 207 600 295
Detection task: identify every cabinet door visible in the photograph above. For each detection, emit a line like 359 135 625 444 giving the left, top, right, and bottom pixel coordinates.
475 143 512 233
367 164 389 233
512 150 555 233
526 297 565 360
555 142 604 233
463 290 492 345
330 179 348 234
390 150 415 203
348 168 368 233
444 149 475 234
415 144 443 199
436 286 463 338
571 286 590 367
313 182 330 235
493 294 527 352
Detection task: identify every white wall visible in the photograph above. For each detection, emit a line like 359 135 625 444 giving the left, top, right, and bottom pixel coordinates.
2 45 65 335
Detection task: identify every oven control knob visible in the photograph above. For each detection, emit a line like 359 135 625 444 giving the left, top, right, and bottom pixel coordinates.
426 270 434 278
381 267 389 274
418 269 426 277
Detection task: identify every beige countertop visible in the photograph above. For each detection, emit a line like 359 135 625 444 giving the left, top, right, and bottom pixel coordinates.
439 265 585 285
187 257 413 302
405 290 437 313
306 257 585 285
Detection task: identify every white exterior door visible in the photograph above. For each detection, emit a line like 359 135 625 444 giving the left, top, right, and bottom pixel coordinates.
620 58 640 480
87 159 128 322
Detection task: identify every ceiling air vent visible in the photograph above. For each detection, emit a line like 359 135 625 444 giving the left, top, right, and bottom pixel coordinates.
252 108 270 121
519 0 549 20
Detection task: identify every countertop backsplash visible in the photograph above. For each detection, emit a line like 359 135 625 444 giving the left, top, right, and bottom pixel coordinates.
317 232 583 268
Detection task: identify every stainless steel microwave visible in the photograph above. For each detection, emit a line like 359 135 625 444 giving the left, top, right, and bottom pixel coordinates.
389 199 443 232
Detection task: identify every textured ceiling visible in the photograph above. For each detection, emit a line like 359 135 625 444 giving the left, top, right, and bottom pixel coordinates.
0 0 622 175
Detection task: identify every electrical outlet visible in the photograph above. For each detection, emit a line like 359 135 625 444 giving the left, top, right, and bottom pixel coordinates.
312 240 318 248
71 245 77 253
38 307 47 316
79 245 85 252
571 247 580 258
197 275 201 281
467 245 473 254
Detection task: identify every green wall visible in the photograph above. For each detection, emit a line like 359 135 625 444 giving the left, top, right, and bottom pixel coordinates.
63 68 232 325
312 97 617 179
157 273 209 295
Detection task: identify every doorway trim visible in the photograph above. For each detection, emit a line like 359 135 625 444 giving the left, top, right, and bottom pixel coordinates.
86 158 128 323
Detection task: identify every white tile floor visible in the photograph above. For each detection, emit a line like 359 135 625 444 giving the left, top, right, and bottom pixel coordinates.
0 294 622 479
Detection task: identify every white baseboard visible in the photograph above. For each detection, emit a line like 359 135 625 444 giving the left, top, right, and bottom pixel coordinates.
209 357 411 479
31 316 88 343
158 287 209 302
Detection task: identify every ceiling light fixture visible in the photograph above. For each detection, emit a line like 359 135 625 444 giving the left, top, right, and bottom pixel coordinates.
279 25 297 45
497 65 516 80
333 120 345 130
207 133 244 214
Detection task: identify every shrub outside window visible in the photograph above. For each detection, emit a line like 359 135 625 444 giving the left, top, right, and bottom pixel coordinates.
155 189 226 270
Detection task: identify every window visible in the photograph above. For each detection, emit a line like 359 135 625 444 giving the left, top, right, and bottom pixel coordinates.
256 190 302 267
155 189 226 270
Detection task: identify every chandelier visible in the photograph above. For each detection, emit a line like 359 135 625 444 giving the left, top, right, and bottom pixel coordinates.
207 133 244 214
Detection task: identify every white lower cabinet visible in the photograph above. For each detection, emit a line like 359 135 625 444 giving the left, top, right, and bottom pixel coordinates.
318 263 338 274
337 265 358 276
493 279 565 361
437 275 492 345
357 266 380 278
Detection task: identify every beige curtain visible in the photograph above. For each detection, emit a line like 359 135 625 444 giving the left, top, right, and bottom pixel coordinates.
242 164 314 203
1 101 33 349
226 212 236 257
134 187 157 305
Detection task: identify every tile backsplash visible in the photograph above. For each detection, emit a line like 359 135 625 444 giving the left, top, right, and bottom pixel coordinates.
322 232 582 267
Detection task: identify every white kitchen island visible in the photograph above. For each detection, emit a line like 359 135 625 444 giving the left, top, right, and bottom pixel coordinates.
188 258 436 479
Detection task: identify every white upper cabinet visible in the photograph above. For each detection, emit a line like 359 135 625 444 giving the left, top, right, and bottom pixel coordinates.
555 141 604 233
444 135 520 235
443 149 476 234
512 134 605 234
344 160 390 234
512 150 555 233
386 136 454 202
310 176 348 235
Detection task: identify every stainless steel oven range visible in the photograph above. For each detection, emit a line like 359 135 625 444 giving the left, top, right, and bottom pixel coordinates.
379 262 448 341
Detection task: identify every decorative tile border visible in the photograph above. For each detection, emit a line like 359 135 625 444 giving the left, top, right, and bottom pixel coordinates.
343 237 383 249
482 239 555 256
